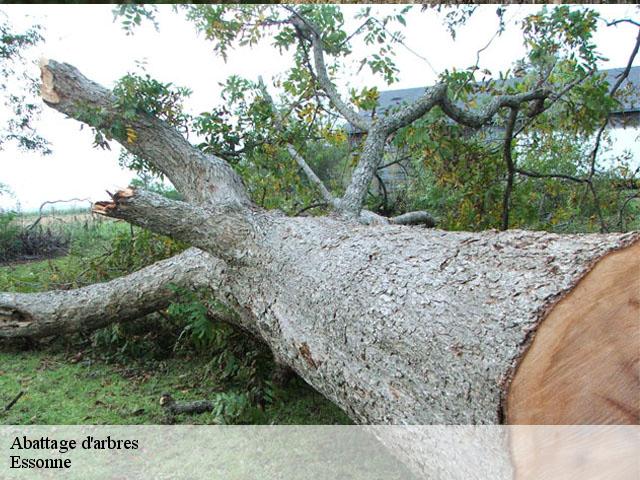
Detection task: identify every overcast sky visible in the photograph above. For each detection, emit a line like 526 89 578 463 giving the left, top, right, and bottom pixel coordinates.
1 4 638 211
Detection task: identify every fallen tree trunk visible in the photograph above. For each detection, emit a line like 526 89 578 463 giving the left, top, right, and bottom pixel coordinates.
3 219 638 425
2 59 638 478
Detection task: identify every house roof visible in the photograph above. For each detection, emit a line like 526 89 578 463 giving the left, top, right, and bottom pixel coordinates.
352 66 640 129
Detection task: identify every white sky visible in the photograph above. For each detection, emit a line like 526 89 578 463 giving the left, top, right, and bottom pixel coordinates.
0 4 638 211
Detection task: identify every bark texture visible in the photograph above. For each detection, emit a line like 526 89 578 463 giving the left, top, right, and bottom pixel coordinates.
93 188 258 262
0 249 223 338
221 221 638 424
3 212 637 425
39 59 249 208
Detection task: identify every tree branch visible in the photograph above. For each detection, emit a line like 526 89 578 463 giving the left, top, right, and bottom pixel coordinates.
501 107 519 231
514 168 588 184
257 77 337 207
286 144 337 207
308 34 371 133
40 59 250 207
378 84 446 134
0 248 223 338
286 10 371 133
336 82 548 218
513 70 595 139
378 83 550 134
339 129 388 217
438 88 550 130
93 188 255 262
26 197 91 231
606 19 640 29
390 211 436 227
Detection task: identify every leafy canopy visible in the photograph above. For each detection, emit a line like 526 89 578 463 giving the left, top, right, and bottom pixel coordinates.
106 4 638 231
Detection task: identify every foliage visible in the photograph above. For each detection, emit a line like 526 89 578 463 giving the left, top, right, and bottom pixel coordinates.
0 14 49 153
93 227 185 277
110 4 639 233
111 4 411 208
166 287 276 420
113 3 159 35
0 210 20 258
377 6 638 233
75 69 192 179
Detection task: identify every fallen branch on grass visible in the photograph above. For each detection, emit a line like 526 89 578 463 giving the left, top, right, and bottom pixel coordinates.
159 393 214 416
26 198 92 231
4 391 24 412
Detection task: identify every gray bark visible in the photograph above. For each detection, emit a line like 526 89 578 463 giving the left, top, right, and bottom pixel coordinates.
93 188 258 263
302 17 371 133
0 248 222 338
390 211 437 227
40 59 249 208
2 209 637 425
222 220 638 424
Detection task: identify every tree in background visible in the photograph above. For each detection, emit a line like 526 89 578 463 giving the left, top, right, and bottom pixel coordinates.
390 5 640 233
0 13 48 154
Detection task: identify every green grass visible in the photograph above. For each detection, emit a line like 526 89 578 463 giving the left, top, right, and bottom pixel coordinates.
0 348 349 425
0 214 350 425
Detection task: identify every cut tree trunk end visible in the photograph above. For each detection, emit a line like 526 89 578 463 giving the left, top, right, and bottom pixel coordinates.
506 240 640 425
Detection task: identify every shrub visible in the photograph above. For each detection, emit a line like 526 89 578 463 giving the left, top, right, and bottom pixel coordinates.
0 211 69 263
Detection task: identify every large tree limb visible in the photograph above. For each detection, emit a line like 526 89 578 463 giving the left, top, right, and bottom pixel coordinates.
338 129 388 217
92 188 256 263
0 248 223 338
308 33 371 133
390 211 437 227
379 83 549 134
40 59 250 207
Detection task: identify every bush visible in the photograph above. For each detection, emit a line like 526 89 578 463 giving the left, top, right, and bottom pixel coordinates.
0 211 69 263
0 211 21 258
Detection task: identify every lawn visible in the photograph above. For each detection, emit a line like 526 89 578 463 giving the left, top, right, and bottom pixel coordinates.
0 348 349 425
